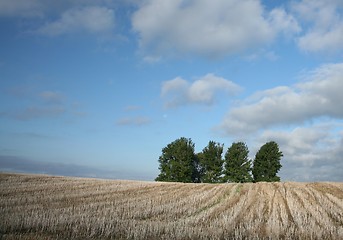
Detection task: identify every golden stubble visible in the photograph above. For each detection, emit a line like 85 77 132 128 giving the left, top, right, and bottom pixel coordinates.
1 173 342 239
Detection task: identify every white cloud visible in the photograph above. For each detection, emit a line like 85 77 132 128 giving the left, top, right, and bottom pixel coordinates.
132 0 299 58
161 77 188 97
37 6 115 36
161 77 189 108
298 28 343 53
268 8 301 36
292 0 343 52
219 63 343 135
161 74 241 108
188 74 241 103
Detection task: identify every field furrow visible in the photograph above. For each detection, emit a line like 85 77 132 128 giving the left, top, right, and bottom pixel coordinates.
1 173 342 239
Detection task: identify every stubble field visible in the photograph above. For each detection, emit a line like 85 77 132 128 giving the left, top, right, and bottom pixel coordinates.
0 173 342 239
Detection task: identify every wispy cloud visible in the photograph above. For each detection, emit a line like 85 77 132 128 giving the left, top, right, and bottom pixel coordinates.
0 0 44 17
13 106 66 120
0 155 153 180
37 6 115 37
1 88 73 121
39 91 65 104
116 116 151 126
161 73 241 108
124 105 142 111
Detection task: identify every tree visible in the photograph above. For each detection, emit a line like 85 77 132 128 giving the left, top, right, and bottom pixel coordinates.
223 142 252 183
155 137 199 183
198 141 224 183
252 141 283 182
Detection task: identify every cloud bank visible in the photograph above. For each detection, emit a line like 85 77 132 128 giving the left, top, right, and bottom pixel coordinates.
2 0 343 57
131 0 343 58
215 62 343 182
219 63 343 135
132 0 299 58
257 125 343 182
132 0 300 57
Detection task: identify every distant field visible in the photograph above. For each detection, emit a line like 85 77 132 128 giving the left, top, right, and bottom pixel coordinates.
0 173 342 239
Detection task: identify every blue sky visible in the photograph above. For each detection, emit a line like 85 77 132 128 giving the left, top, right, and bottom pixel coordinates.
1 0 343 181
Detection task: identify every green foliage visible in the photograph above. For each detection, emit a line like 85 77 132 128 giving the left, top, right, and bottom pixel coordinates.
156 138 283 183
198 141 224 183
155 137 199 183
252 141 283 182
223 142 252 183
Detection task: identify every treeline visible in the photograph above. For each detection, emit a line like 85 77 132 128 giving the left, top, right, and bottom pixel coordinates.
156 137 283 183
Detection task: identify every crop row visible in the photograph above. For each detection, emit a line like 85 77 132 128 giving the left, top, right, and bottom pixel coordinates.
1 173 342 239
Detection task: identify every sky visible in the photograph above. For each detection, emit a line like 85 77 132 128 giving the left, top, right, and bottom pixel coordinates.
0 0 343 182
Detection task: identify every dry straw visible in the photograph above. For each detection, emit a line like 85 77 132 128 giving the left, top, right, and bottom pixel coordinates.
1 173 342 239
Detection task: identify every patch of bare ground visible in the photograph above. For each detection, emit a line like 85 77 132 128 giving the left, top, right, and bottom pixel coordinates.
1 173 342 239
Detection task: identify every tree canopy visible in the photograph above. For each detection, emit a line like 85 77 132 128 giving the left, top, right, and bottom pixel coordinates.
155 137 199 183
224 142 252 183
156 138 283 183
252 141 283 182
198 141 224 183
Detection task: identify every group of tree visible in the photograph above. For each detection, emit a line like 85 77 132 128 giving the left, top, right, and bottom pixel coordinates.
155 137 283 183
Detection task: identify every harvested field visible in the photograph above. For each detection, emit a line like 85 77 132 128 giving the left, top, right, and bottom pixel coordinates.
0 173 342 239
